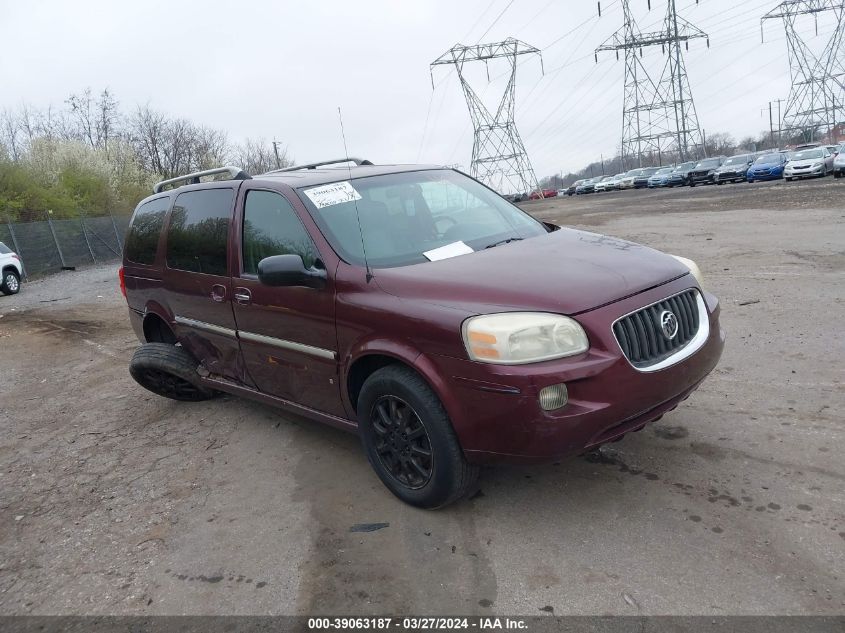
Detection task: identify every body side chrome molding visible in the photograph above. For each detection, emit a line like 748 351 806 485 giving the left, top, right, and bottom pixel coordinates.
238 330 337 361
174 315 237 338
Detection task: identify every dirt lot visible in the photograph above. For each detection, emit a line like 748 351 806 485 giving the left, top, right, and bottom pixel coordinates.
0 178 843 615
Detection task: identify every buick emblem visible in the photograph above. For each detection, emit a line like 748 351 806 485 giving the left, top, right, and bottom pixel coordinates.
660 310 679 340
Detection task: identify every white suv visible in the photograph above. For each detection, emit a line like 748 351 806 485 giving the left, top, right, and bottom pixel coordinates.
0 241 22 295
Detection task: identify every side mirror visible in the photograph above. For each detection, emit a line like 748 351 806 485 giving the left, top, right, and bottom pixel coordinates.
257 254 327 289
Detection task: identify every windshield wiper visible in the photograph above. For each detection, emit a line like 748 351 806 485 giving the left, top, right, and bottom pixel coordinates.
485 237 523 249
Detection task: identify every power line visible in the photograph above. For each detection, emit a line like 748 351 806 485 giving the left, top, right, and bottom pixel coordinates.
762 0 845 143
431 38 543 194
596 0 710 167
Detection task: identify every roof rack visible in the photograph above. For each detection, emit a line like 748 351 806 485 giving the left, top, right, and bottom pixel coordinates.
265 157 373 174
153 166 252 193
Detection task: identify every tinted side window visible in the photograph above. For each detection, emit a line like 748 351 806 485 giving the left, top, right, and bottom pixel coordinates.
243 190 317 274
125 197 169 265
166 189 234 275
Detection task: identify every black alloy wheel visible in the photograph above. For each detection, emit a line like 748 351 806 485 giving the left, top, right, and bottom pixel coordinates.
357 364 478 508
370 395 433 490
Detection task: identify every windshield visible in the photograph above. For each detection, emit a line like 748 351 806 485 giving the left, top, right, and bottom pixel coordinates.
673 162 694 172
655 168 673 175
756 154 782 164
298 169 547 269
625 169 644 177
791 149 824 160
695 159 721 169
724 156 747 165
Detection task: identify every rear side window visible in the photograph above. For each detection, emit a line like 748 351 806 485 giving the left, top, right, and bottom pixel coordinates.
166 189 234 275
242 190 317 274
125 197 169 265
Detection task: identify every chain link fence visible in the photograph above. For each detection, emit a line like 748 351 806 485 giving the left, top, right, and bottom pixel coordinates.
0 214 131 280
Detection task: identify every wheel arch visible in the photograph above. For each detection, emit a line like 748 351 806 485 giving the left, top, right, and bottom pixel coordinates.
142 310 177 344
344 343 458 424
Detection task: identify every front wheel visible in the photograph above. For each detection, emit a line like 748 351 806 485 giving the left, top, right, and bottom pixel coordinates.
1 269 20 295
357 365 478 508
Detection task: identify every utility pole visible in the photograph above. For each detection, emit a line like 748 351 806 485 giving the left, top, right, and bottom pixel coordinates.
431 38 543 196
272 140 282 169
762 1 845 145
596 1 708 167
769 101 776 145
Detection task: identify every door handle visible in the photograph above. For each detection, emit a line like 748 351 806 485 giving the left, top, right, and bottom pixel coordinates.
234 287 252 305
210 284 227 302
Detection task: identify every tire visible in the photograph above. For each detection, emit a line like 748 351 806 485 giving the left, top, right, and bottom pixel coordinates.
357 365 478 509
1 269 20 295
129 342 215 401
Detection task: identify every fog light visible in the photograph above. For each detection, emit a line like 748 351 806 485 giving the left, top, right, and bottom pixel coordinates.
539 383 568 411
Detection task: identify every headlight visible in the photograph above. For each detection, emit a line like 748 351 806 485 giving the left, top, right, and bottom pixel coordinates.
670 255 704 287
813 162 823 168
462 313 589 364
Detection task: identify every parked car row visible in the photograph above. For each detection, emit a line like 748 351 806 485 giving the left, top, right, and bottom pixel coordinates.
554 142 844 196
506 142 843 202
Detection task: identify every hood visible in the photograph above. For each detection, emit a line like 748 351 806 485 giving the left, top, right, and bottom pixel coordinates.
788 159 822 167
752 161 782 169
373 228 690 316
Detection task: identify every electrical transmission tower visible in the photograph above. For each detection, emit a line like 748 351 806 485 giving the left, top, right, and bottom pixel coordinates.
431 38 542 195
762 1 845 143
596 0 709 168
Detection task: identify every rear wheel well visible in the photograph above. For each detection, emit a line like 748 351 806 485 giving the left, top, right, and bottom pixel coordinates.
143 313 177 345
347 354 408 413
2 265 18 276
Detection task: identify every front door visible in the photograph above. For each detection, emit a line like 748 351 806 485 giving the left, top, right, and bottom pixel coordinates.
163 186 251 385
231 187 344 417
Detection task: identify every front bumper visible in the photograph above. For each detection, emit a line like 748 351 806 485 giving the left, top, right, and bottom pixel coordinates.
785 165 824 178
714 170 745 182
747 169 783 181
690 172 715 184
429 278 725 464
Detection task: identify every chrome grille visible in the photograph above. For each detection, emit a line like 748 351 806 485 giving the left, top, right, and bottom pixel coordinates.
613 290 701 368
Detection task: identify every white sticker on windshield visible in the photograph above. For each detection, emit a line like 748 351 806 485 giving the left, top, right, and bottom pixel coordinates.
423 241 474 262
303 181 362 209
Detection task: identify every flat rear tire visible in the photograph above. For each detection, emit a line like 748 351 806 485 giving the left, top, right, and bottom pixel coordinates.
129 343 215 401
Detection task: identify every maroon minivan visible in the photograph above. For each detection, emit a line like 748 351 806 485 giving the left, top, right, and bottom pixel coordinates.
121 160 724 508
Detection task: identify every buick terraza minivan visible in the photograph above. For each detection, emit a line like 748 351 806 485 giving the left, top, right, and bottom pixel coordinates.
121 159 724 508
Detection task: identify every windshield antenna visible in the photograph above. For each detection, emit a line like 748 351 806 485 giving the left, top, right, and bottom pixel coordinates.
338 106 373 283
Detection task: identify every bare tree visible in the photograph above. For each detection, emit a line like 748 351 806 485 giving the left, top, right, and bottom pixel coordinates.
231 138 291 175
0 109 20 161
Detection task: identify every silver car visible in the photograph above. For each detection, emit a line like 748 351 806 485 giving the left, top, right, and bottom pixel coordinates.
784 147 834 180
834 144 845 178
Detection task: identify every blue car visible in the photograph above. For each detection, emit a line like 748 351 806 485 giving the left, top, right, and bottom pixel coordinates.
647 167 675 187
747 152 788 182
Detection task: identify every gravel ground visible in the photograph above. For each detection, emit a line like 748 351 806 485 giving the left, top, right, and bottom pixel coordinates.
0 178 843 615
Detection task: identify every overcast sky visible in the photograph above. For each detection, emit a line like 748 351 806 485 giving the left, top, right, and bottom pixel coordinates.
1 0 839 177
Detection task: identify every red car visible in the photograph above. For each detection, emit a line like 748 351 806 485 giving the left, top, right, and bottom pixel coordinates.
528 188 558 200
121 160 724 508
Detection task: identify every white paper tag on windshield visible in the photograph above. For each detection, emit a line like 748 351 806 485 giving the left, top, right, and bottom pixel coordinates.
303 181 362 209
423 241 474 261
